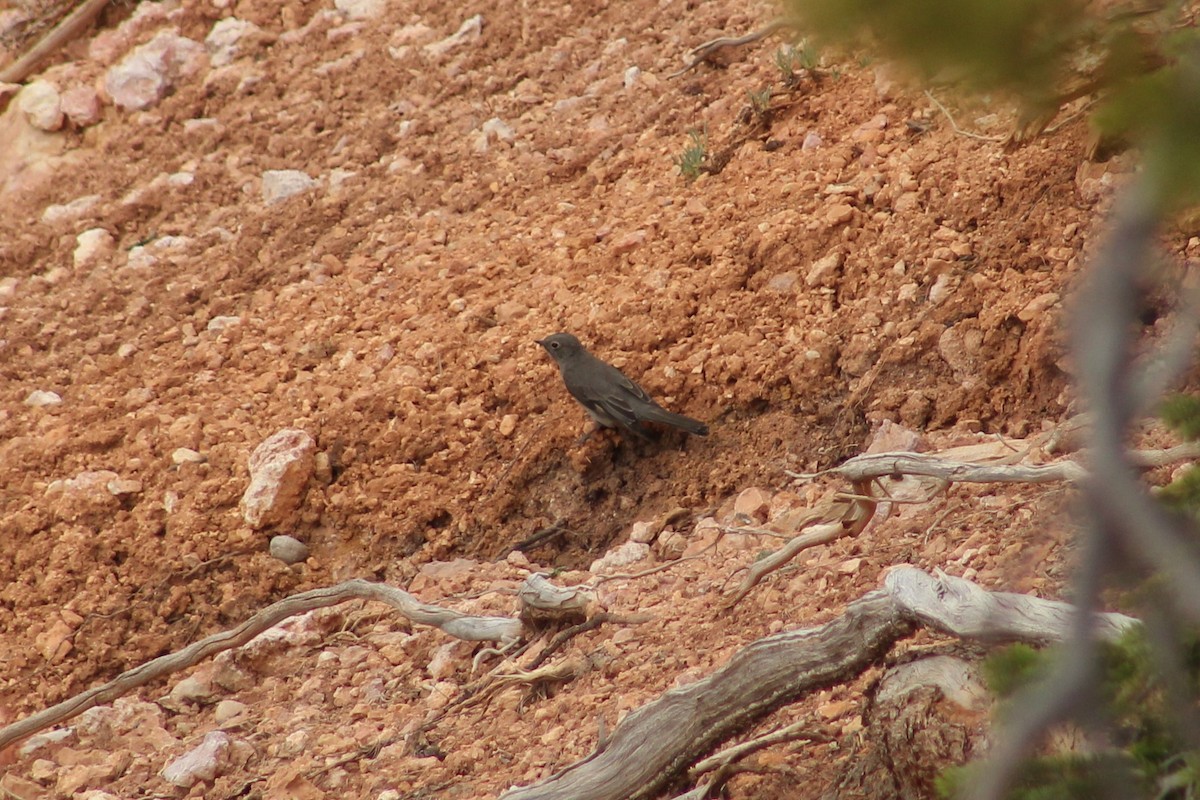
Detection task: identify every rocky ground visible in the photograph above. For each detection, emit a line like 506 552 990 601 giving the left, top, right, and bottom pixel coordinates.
0 0 1195 797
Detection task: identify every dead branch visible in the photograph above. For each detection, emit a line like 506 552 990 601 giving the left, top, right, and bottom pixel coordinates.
0 0 110 84
497 589 912 800
884 567 1140 644
0 578 522 751
667 19 796 78
726 494 875 606
497 567 1137 800
688 719 833 777
800 452 1089 485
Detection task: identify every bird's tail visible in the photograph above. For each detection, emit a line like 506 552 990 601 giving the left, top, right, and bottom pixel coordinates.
639 406 709 436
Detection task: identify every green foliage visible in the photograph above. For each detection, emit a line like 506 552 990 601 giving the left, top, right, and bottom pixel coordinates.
1160 394 1200 441
675 127 709 182
773 41 820 86
786 0 1089 101
956 629 1200 799
748 86 773 117
938 753 1145 800
1157 394 1200 515
981 642 1044 698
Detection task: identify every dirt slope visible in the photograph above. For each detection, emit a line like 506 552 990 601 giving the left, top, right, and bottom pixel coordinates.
0 0 1179 796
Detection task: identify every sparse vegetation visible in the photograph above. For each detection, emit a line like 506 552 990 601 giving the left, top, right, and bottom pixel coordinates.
747 86 772 119
675 127 709 182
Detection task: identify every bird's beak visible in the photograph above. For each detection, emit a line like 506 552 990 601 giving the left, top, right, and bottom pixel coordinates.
534 339 545 346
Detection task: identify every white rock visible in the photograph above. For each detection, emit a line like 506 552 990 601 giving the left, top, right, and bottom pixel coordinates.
423 14 482 59
24 390 62 407
104 31 208 111
205 17 261 67
241 429 316 528
335 0 387 19
206 315 242 332
161 731 230 787
329 168 356 187
261 169 318 204
269 535 309 564
623 66 641 89
17 80 64 131
171 447 206 464
106 478 143 496
481 117 514 143
41 194 102 224
74 228 115 267
60 86 102 126
589 541 651 574
213 700 248 724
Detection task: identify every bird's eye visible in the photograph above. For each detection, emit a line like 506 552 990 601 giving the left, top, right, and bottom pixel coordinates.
551 342 559 349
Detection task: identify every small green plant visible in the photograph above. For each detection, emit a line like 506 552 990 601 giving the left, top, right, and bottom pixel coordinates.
774 41 820 86
675 127 709 182
774 44 798 84
937 627 1200 799
748 86 773 119
795 39 819 70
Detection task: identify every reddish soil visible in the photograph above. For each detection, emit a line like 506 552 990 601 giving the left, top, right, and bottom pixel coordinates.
0 0 1189 797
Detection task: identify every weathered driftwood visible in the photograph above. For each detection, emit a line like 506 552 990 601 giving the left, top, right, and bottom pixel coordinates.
0 578 523 751
497 568 1138 800
499 590 912 800
808 443 1200 487
885 566 1140 644
0 0 111 84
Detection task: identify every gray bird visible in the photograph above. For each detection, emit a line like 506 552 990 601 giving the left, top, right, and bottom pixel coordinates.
536 332 709 439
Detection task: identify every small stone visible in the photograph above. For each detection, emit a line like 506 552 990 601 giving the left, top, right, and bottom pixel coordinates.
60 86 102 126
73 228 115 267
824 202 854 226
765 272 799 292
104 32 208 111
161 731 231 787
838 557 863 574
1018 292 1060 322
335 0 387 19
623 66 641 89
41 194 102 224
269 535 309 564
628 520 656 543
733 487 770 522
25 390 62 407
241 429 316 528
806 252 843 288
611 229 647 254
205 17 261 67
262 170 318 204
498 414 518 437
213 700 248 724
928 272 954 305
206 315 242 332
172 448 206 464
17 80 64 131
423 14 482 59
481 117 514 143
168 674 216 705
35 619 74 662
589 541 651 574
106 478 142 496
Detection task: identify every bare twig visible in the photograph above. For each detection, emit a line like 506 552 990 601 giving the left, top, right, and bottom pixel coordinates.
667 20 796 78
923 91 1007 143
0 579 522 751
0 0 111 84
